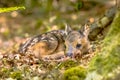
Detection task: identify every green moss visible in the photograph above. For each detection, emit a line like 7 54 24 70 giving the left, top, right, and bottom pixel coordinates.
63 66 87 80
88 10 120 79
0 67 13 78
10 71 22 80
59 59 79 70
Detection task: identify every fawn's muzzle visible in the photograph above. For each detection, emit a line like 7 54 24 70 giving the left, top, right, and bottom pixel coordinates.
65 45 74 57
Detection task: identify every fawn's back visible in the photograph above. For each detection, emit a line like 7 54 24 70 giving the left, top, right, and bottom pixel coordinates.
19 30 66 58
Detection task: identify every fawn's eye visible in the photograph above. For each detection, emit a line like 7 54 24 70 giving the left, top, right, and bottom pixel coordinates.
76 44 81 48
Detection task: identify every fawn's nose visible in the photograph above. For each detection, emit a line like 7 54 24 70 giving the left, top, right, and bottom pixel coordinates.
66 52 73 58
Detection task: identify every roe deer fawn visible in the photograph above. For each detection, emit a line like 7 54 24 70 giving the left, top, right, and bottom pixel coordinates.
18 24 91 59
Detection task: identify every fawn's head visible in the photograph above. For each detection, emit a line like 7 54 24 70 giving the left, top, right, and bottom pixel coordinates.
65 24 90 58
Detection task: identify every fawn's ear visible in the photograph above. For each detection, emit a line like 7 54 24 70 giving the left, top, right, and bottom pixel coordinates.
65 24 72 35
83 24 90 37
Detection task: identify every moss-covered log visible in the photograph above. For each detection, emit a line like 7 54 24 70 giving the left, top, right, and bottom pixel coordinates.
88 6 117 41
86 9 120 80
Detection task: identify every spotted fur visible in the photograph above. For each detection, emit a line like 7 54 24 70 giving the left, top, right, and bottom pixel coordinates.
19 30 66 58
